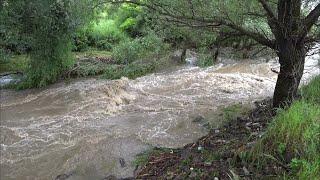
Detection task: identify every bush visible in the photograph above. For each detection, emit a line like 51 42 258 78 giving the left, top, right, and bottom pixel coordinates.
112 32 167 64
19 0 75 88
112 39 142 64
88 20 128 50
115 4 145 37
197 54 215 67
73 29 90 52
139 32 167 55
196 48 216 67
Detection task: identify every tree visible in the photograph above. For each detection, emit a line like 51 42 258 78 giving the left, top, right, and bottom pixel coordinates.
106 0 320 108
1 0 96 88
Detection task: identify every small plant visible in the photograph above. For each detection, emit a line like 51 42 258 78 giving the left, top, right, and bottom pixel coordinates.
202 150 221 163
112 32 167 65
133 147 174 167
222 104 250 122
182 156 193 166
0 55 29 74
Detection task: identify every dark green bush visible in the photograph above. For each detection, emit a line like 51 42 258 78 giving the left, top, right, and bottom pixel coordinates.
19 0 75 88
112 32 167 64
73 29 90 52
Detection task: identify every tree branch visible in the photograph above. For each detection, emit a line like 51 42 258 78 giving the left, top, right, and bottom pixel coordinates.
301 3 320 38
258 0 278 21
105 0 276 49
217 20 276 49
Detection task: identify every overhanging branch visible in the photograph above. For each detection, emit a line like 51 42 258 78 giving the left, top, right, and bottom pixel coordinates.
103 0 277 49
301 3 320 38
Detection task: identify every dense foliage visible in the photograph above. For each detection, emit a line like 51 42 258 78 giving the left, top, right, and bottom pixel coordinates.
1 0 94 87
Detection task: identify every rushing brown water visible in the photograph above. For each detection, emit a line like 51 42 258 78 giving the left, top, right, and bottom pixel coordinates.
1 55 319 179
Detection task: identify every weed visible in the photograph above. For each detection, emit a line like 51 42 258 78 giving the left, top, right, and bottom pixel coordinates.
300 76 320 103
222 104 251 122
251 100 320 178
133 147 174 167
202 150 221 163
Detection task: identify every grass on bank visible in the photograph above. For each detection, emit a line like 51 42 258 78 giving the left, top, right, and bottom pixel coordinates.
0 55 29 74
133 147 176 167
251 76 320 179
1 48 173 90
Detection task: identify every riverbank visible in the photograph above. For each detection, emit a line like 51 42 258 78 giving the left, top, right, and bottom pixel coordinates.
134 76 320 179
0 49 176 89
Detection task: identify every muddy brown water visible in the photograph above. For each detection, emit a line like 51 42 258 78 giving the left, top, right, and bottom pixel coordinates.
1 55 319 179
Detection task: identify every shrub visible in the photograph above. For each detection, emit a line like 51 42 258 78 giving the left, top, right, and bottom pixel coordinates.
112 39 142 64
112 32 167 64
197 54 215 67
115 4 145 37
196 48 216 67
73 29 90 52
88 20 128 50
122 63 156 79
0 55 29 74
139 32 167 55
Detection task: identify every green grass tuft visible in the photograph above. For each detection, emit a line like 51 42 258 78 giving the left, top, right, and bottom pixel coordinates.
133 147 174 167
252 100 320 178
221 104 251 122
300 76 320 103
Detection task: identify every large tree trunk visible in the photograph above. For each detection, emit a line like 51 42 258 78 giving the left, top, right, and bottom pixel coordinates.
273 41 306 108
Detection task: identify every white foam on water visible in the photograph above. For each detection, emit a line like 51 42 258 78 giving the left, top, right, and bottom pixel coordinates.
0 51 319 179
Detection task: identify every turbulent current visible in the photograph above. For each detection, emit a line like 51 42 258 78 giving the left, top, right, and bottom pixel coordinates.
0 54 319 179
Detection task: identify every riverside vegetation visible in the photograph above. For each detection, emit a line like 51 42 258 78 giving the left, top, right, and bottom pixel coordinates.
1 0 320 179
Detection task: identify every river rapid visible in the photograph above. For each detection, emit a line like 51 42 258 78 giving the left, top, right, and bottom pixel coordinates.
0 54 319 179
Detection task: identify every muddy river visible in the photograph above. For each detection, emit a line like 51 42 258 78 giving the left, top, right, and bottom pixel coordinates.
1 54 319 179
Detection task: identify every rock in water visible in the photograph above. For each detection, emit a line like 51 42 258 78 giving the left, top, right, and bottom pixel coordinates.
119 158 126 168
192 115 205 123
171 49 185 63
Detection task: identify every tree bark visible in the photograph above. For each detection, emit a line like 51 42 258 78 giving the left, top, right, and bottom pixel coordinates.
273 41 306 108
